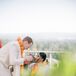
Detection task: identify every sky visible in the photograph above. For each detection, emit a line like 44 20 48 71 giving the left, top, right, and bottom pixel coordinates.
0 0 76 34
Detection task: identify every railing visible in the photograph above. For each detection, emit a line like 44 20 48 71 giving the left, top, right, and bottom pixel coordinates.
25 50 65 53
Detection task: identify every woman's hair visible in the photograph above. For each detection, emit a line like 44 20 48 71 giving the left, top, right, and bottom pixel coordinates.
39 52 46 62
23 36 33 44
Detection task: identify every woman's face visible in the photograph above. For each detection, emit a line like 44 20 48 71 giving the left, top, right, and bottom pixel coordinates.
34 54 42 63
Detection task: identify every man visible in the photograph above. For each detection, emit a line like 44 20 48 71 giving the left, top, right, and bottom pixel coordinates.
0 36 33 76
31 52 50 76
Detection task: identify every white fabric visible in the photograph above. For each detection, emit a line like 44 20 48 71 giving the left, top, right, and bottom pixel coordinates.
0 63 11 76
0 41 24 76
0 41 34 76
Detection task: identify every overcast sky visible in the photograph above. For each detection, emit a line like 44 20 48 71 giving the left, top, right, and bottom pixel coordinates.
0 0 76 34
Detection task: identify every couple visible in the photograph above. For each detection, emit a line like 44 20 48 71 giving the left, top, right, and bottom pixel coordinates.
0 36 49 76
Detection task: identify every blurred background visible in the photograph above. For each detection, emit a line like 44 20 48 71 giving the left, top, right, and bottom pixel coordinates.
0 0 76 61
0 32 76 51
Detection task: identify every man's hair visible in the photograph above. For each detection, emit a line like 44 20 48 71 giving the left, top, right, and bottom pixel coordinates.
23 36 33 44
39 52 46 62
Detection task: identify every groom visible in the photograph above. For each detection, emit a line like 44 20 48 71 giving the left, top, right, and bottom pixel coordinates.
0 36 33 76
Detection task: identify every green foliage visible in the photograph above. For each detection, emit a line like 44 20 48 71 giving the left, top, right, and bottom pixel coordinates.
50 53 76 76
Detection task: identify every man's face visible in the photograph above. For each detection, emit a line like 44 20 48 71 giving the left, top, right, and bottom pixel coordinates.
23 41 32 50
